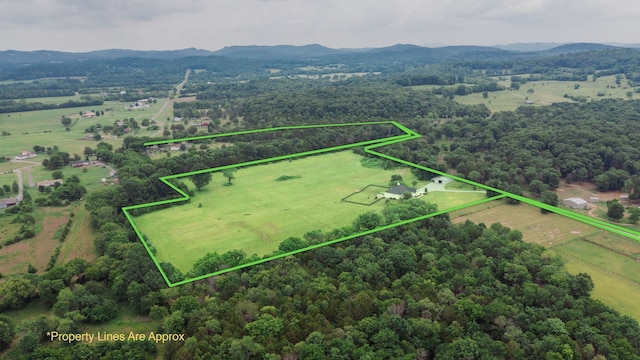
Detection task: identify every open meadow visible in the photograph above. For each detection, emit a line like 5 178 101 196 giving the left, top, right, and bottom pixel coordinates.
411 75 636 113
0 96 173 157
451 201 640 321
133 151 485 272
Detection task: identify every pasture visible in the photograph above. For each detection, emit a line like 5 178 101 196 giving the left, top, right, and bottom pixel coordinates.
0 97 171 157
411 75 636 112
133 151 481 272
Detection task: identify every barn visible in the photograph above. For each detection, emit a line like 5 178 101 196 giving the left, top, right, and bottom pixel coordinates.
0 198 18 209
563 197 588 209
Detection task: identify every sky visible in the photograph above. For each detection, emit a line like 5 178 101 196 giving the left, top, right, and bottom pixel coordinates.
0 0 638 52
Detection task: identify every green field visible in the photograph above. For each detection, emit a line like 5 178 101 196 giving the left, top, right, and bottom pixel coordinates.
553 239 640 283
134 151 483 272
411 75 636 112
0 97 172 157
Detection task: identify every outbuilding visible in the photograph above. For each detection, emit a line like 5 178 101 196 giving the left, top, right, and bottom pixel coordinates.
563 197 588 209
431 176 453 185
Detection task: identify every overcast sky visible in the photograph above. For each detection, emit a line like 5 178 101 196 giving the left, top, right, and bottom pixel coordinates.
0 0 637 52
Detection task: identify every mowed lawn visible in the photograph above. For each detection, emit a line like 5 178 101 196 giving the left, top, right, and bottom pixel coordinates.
134 151 481 272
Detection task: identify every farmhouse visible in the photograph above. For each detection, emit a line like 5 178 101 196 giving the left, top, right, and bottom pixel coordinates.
70 161 90 168
588 197 600 203
380 183 427 199
0 197 18 209
14 150 37 160
431 176 453 185
36 179 63 187
563 197 588 209
83 111 96 118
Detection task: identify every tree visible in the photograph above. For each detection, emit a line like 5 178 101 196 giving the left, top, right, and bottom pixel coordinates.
628 208 640 224
223 168 237 185
390 174 403 184
606 200 625 220
52 170 63 180
61 116 72 127
353 212 383 231
93 133 102 141
540 190 558 214
190 170 213 191
12 180 18 193
0 316 14 351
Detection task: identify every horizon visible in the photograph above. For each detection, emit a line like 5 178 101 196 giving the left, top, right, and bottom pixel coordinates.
1 1 637 53
2 41 639 54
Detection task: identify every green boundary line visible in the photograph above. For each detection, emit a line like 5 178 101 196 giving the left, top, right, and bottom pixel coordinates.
122 121 640 287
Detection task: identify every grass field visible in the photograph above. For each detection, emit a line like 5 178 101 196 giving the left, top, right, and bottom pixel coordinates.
553 239 640 283
0 97 171 157
134 151 483 272
564 259 640 321
411 75 636 113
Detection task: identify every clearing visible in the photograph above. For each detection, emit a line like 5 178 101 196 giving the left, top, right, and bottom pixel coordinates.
133 151 485 272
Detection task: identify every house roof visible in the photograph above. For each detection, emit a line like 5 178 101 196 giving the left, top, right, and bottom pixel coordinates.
385 184 416 195
0 198 18 206
564 197 587 205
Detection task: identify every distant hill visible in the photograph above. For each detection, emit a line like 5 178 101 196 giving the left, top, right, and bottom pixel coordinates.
212 44 348 58
0 48 214 67
493 42 565 52
543 43 621 54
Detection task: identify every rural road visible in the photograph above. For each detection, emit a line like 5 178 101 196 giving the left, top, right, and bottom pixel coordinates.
151 69 191 137
10 160 40 201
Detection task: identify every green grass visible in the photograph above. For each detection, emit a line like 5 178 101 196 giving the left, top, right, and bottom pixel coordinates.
133 151 477 272
564 259 640 322
410 75 636 113
0 98 169 157
29 164 112 193
553 239 640 283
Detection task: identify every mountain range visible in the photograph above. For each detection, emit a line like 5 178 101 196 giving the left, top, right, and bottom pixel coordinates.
1 42 639 67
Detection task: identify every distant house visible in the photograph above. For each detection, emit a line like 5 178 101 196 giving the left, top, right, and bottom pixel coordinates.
525 100 535 105
563 197 588 209
621 195 630 202
431 176 453 185
173 117 183 122
0 197 18 209
14 150 37 160
70 161 90 168
83 111 96 118
36 179 63 187
588 197 600 203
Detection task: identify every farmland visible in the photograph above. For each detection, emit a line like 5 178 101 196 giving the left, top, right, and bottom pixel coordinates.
133 151 485 272
412 75 636 112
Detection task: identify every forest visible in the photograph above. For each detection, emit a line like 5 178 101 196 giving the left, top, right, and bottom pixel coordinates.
1 46 640 359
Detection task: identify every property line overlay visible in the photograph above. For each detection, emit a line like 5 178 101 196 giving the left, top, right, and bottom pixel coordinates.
122 121 640 287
